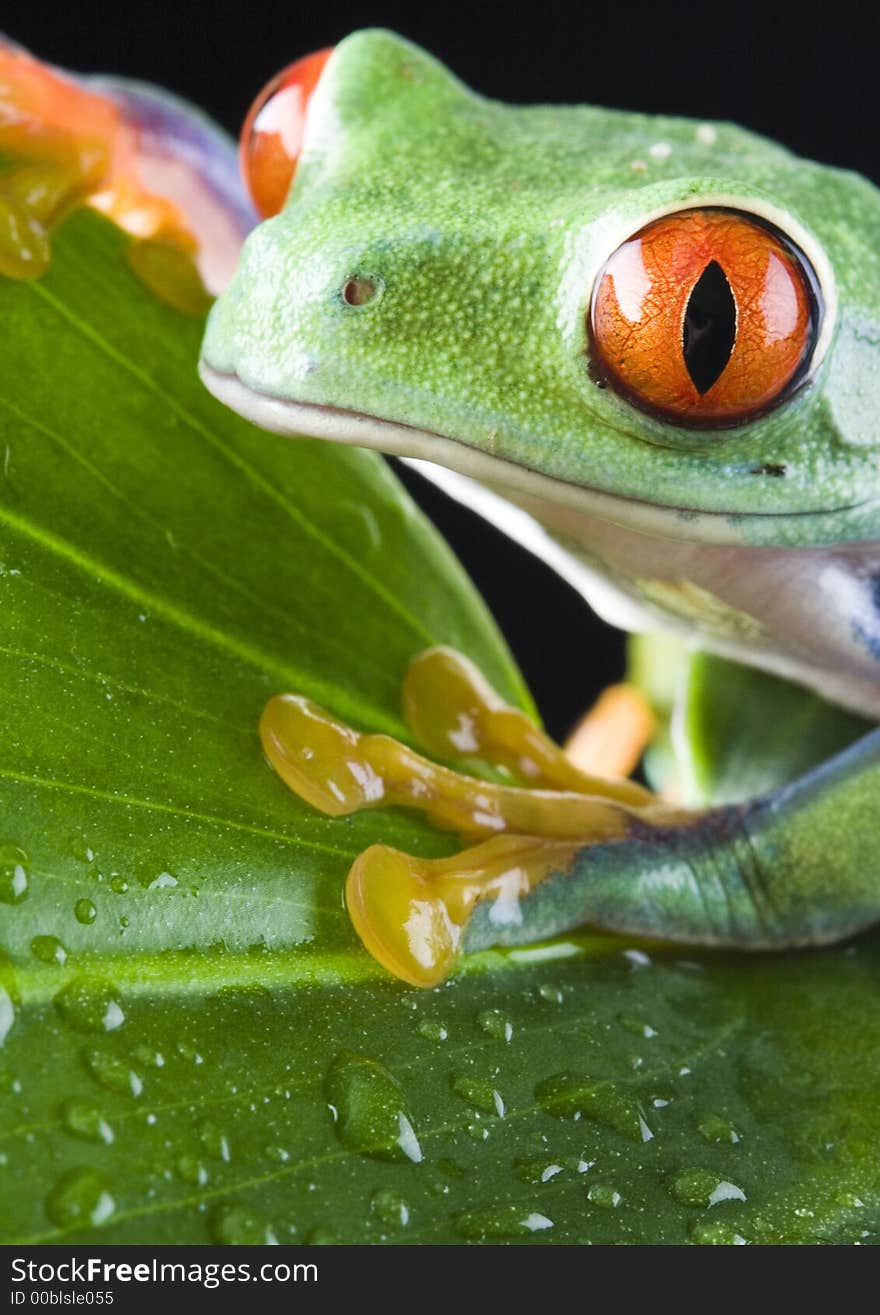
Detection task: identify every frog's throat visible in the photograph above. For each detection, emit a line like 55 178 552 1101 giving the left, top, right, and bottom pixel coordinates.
198 363 869 548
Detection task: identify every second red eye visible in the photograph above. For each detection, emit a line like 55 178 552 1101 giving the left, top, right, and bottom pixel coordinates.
239 48 334 219
589 209 818 427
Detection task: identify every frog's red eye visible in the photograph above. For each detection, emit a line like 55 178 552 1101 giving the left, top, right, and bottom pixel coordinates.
239 48 334 219
589 209 819 427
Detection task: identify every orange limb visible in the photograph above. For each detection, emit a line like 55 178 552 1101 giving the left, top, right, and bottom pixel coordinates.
0 44 207 308
564 683 656 779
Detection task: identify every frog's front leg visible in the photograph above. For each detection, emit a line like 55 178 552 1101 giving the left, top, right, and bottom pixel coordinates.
261 650 880 986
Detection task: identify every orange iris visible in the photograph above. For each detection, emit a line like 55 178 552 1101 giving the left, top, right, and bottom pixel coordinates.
590 208 818 426
239 47 334 219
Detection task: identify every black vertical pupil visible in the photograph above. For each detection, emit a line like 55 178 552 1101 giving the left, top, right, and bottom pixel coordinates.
682 261 737 393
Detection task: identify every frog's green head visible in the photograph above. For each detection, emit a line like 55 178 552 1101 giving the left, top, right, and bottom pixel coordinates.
200 29 880 547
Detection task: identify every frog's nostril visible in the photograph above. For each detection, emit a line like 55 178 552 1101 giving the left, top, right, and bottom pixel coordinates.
341 274 383 307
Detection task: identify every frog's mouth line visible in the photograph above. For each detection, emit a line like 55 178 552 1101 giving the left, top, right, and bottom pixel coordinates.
198 364 868 548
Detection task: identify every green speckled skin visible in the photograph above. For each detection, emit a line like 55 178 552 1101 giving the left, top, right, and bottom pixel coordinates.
202 30 880 953
203 28 880 541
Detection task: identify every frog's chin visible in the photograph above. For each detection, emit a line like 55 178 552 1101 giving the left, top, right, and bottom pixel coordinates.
198 362 856 549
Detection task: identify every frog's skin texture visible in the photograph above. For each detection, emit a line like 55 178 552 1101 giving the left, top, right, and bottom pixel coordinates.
194 29 880 978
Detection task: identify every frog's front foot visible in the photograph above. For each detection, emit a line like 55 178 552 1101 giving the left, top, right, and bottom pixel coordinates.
261 648 880 985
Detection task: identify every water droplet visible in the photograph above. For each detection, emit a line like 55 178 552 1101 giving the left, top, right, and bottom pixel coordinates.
110 876 129 895
536 1073 644 1141
466 1121 489 1142
74 899 97 926
587 1184 623 1208
451 1075 504 1116
306 1227 340 1245
618 1013 658 1038
416 1020 448 1043
709 1181 746 1205
264 1145 290 1163
54 979 125 1034
622 948 652 968
176 1155 209 1186
69 835 95 863
0 843 29 905
371 1188 410 1228
538 984 563 1004
670 1169 721 1207
133 1046 165 1068
198 1119 231 1161
324 1052 422 1164
60 1100 114 1145
147 871 178 891
83 1049 143 1097
671 1170 746 1207
0 983 14 1047
477 1009 513 1042
690 1219 748 1245
698 1115 741 1144
210 1202 277 1245
31 935 67 965
514 1159 565 1185
45 1168 115 1229
456 1206 554 1239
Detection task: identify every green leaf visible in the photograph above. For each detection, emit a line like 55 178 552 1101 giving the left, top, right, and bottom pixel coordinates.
681 651 873 804
1 211 879 1246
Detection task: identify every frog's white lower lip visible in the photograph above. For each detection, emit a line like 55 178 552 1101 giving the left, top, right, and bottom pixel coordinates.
198 363 864 547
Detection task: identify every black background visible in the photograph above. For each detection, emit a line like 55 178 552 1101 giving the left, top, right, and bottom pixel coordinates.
5 0 877 737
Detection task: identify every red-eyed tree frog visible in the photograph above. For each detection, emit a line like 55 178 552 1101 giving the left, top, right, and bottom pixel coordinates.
4 30 880 988
199 31 880 986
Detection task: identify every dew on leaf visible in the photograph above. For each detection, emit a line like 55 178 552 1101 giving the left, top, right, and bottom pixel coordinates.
416 1019 448 1043
0 984 14 1047
54 979 125 1034
306 1228 340 1245
60 1100 114 1145
477 1009 513 1042
671 1170 746 1207
587 1184 623 1208
133 1046 165 1068
46 1168 115 1230
74 899 97 926
210 1202 277 1245
31 935 67 965
514 1158 565 1185
690 1219 748 1244
618 1013 658 1038
371 1187 410 1228
176 1155 209 1186
451 1075 504 1116
68 835 95 863
198 1120 231 1162
0 843 29 905
147 871 178 891
83 1049 143 1097
455 1205 553 1239
698 1114 742 1144
324 1052 422 1164
536 1072 644 1141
